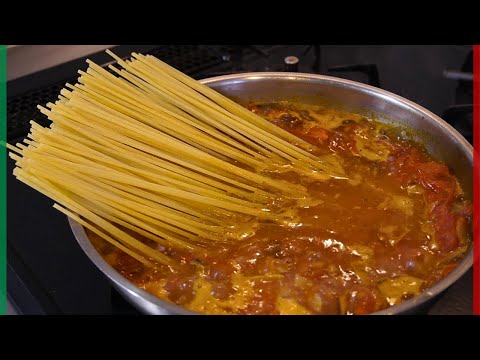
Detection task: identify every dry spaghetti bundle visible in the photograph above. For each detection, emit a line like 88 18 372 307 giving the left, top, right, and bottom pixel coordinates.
7 50 346 268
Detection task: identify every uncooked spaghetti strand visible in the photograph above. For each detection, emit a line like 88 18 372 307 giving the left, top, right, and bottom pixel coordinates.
139 52 316 149
141 70 340 177
13 169 175 266
22 147 268 217
23 148 221 231
68 81 266 168
6 143 22 154
42 100 306 197
53 204 156 267
78 194 227 247
120 55 343 175
55 91 266 180
114 63 301 166
43 156 229 233
39 122 265 202
30 137 262 208
105 64 285 160
29 126 230 222
134 52 318 152
17 155 233 236
110 62 290 162
18 162 218 243
102 67 269 160
86 61 277 160
75 195 206 250
60 90 287 188
44 99 247 183
39 108 271 196
79 68 267 161
9 139 251 235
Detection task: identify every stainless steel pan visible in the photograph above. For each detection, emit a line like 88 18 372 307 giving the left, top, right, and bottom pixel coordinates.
69 72 473 315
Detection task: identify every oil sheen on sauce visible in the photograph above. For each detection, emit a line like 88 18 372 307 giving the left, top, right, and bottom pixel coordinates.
88 101 472 315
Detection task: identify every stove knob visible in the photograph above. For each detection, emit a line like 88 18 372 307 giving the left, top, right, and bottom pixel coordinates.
284 56 299 72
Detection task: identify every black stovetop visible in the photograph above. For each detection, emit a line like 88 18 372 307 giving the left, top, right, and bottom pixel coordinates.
6 44 473 314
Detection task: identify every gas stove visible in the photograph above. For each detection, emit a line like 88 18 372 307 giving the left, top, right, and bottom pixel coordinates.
6 44 473 314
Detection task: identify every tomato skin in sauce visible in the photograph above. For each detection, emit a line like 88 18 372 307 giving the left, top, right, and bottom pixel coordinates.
90 101 472 315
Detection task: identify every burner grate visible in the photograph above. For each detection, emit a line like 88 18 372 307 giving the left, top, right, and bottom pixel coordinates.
146 45 223 77
7 83 65 140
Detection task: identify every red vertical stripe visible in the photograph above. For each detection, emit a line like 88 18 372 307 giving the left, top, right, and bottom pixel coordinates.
474 45 479 315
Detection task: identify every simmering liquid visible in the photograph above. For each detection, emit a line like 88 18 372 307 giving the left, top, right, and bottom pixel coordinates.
89 101 471 314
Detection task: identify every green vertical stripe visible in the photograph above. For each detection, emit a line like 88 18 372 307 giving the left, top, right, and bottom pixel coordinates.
0 45 6 315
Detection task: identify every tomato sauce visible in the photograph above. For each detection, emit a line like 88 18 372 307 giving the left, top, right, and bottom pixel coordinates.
89 101 472 314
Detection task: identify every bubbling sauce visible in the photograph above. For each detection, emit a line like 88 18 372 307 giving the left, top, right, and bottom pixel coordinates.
89 101 471 314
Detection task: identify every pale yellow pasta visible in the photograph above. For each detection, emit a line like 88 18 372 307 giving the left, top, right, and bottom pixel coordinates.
8 51 346 267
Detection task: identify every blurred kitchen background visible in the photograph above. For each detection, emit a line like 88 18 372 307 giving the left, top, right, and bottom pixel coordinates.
7 45 115 80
